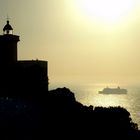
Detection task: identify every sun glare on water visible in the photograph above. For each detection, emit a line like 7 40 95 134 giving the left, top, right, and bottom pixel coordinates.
75 0 138 24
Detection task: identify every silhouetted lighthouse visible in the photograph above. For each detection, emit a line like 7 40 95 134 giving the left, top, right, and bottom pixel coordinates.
0 19 48 98
0 20 19 64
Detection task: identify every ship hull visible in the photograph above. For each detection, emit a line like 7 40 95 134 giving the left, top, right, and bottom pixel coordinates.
99 88 127 94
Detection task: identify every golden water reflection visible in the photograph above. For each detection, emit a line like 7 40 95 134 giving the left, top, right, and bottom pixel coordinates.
74 84 140 128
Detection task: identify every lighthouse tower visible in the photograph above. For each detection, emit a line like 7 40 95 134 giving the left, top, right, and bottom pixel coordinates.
0 20 48 98
0 20 19 65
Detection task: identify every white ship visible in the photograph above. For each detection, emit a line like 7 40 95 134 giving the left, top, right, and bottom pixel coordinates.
99 86 127 94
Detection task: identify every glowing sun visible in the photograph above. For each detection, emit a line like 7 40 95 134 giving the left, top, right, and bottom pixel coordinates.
75 0 138 23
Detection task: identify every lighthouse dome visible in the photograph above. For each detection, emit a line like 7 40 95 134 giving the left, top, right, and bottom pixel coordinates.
3 20 13 34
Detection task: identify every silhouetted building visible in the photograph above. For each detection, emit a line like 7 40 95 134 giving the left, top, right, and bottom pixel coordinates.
0 20 48 99
0 20 19 64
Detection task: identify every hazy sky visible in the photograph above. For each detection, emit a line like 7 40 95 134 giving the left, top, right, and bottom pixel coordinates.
1 0 140 86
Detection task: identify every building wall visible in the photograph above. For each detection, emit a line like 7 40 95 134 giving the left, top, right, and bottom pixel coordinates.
0 35 19 64
0 60 48 99
0 33 48 100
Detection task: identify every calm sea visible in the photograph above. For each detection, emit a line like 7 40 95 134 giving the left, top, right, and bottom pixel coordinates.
50 83 140 128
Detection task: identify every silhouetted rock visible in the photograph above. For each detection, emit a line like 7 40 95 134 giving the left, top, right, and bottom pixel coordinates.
0 87 140 139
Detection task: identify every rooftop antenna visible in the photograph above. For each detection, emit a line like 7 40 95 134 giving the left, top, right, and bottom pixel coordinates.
7 14 10 21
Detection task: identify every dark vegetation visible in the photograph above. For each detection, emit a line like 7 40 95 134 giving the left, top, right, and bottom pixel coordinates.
0 87 140 140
